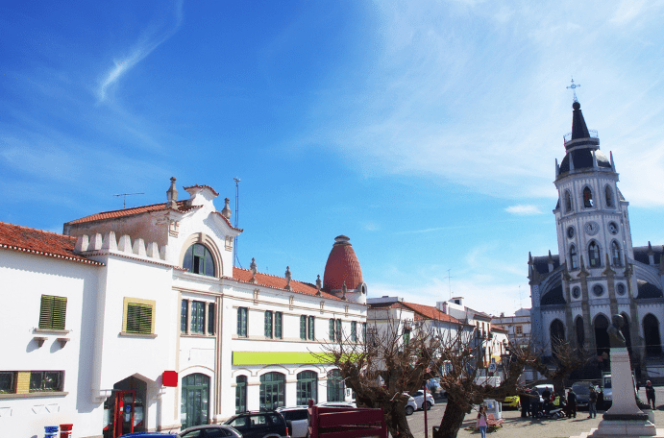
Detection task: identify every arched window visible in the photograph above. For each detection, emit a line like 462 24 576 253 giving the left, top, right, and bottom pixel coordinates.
605 185 614 208
327 370 345 402
643 314 662 357
235 376 247 413
183 244 215 277
583 186 594 208
259 372 285 411
296 371 318 405
588 241 601 268
550 319 565 356
569 245 579 270
611 241 622 266
594 314 611 358
565 191 573 213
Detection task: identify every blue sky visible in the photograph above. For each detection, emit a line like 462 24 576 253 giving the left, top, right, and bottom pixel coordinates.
3 0 664 316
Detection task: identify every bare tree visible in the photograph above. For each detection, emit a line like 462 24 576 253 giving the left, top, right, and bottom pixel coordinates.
530 338 594 393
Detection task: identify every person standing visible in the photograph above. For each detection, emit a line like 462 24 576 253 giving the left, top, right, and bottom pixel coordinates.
646 380 656 409
588 386 597 419
477 405 488 438
567 388 577 418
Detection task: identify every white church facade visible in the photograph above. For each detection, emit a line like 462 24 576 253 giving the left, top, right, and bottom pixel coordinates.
0 179 367 438
529 100 664 379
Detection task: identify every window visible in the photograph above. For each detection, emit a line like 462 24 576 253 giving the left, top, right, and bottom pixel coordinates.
300 316 307 340
611 241 622 266
0 372 15 393
274 312 282 339
351 322 357 342
583 186 594 208
237 307 248 337
236 376 247 413
29 371 63 392
183 243 215 277
296 371 318 405
403 328 411 344
39 295 67 330
259 373 285 411
181 300 189 333
565 190 573 212
208 303 215 335
515 325 523 335
592 284 604 297
588 242 601 268
308 316 315 340
264 311 273 338
123 298 155 335
605 185 614 208
569 245 579 269
327 370 344 402
191 301 205 334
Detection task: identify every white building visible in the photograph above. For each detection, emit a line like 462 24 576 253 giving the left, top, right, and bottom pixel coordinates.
491 308 531 349
528 100 664 381
0 178 368 438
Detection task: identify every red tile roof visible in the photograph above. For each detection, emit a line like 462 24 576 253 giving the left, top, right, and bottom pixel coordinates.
400 301 461 324
323 237 363 291
65 201 191 225
232 267 342 301
0 222 103 266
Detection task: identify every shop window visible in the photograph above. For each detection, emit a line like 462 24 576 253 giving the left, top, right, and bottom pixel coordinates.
327 370 344 402
296 371 318 405
236 376 247 413
39 295 67 330
259 373 285 411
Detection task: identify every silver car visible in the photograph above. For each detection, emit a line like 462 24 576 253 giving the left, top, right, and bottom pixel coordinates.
179 424 242 438
276 406 309 438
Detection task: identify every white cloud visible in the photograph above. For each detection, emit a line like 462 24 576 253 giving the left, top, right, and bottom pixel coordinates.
98 0 183 102
505 205 543 216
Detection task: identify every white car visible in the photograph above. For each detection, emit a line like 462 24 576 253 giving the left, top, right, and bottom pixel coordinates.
411 390 435 411
403 394 418 416
276 406 309 438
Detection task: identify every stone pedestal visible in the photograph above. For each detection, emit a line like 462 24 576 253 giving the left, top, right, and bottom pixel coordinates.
587 348 656 437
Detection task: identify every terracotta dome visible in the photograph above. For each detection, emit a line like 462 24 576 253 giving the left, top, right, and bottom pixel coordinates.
323 235 363 291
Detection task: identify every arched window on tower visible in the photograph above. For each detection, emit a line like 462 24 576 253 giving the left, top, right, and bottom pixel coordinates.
588 241 601 268
183 243 216 277
583 186 594 208
611 241 622 266
565 191 573 213
605 185 614 208
569 245 579 270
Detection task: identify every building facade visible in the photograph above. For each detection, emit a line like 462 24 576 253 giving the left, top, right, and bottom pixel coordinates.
528 101 664 377
0 179 367 438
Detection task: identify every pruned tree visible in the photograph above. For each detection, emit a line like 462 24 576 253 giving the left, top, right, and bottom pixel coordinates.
320 320 433 438
531 338 594 393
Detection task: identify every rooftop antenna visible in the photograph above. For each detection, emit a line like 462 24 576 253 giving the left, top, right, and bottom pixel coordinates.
233 178 242 268
567 77 581 102
113 192 144 209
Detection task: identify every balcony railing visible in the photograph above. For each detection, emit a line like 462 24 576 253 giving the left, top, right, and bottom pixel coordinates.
564 129 598 142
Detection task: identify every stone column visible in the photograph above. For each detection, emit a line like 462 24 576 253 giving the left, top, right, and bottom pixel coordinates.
578 257 597 354
563 269 576 348
604 254 619 317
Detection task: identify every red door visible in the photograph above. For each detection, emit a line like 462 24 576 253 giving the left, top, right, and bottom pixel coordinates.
113 390 135 438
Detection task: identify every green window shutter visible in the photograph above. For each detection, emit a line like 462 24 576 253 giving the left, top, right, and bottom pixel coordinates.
300 316 306 340
308 316 315 340
264 311 273 338
208 303 215 335
336 319 342 341
351 321 357 342
181 300 188 333
127 303 153 334
275 312 282 339
238 308 247 337
329 319 335 340
39 295 66 330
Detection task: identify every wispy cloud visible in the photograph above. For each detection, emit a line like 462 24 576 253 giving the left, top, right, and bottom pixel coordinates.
98 0 183 102
505 205 543 216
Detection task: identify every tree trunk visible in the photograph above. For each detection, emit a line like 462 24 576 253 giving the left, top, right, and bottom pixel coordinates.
382 399 414 438
433 400 468 438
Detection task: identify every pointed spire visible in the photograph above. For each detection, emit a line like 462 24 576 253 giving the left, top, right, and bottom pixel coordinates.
603 253 615 276
610 151 616 172
166 177 178 209
528 252 533 265
571 101 591 140
555 158 560 176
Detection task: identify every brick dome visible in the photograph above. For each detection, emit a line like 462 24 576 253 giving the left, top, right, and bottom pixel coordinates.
323 235 363 292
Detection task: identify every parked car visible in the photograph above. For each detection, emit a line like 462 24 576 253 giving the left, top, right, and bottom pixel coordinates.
571 381 594 410
179 424 243 438
317 401 357 408
402 394 418 416
224 411 291 438
276 406 309 438
411 390 435 411
120 434 179 438
502 394 521 410
534 384 554 404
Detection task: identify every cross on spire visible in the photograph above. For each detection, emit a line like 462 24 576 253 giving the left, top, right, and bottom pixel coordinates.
567 78 581 102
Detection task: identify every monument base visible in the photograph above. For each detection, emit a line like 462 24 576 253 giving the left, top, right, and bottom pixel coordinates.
571 427 664 438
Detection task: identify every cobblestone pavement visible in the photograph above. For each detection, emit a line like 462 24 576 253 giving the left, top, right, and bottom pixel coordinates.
407 387 664 438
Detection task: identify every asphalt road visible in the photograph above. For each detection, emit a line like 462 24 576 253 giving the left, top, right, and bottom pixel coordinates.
406 387 664 438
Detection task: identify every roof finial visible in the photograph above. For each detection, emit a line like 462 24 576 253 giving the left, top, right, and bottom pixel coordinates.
316 274 322 296
250 258 257 283
166 176 178 209
222 198 232 219
285 266 292 290
567 77 581 103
